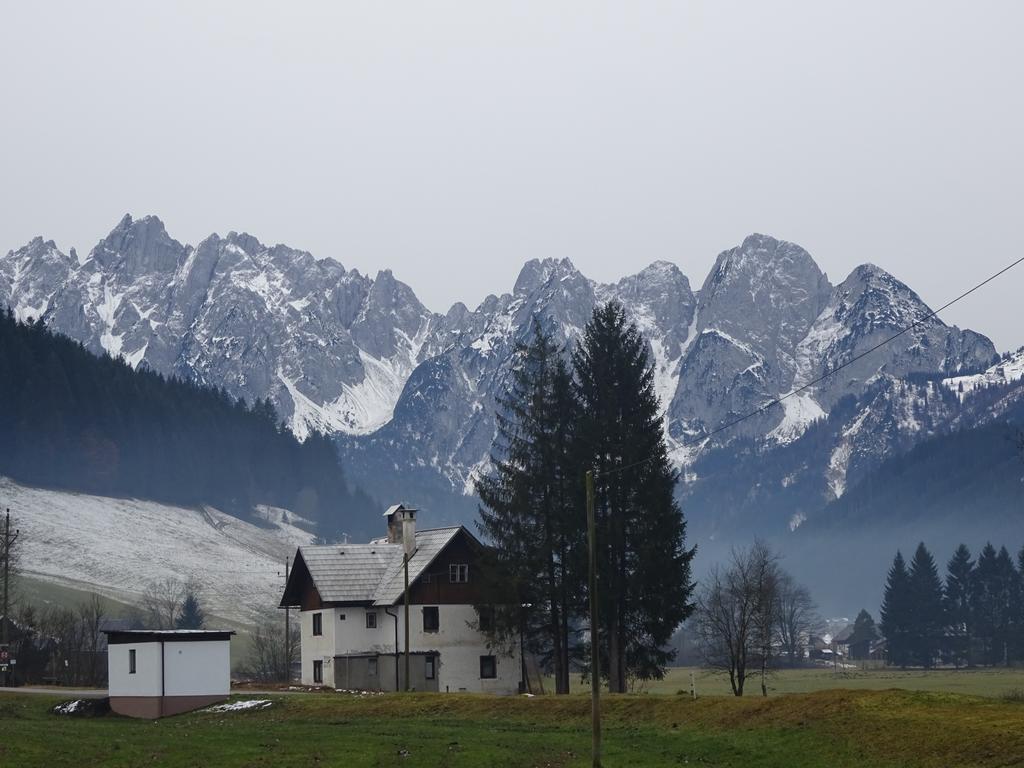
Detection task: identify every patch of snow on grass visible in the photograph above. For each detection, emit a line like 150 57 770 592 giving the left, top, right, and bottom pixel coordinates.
53 700 86 715
204 699 273 712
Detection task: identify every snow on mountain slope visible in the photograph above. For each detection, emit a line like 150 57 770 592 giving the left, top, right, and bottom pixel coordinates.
3 219 1001 524
2 477 313 624
943 348 1024 400
0 216 439 439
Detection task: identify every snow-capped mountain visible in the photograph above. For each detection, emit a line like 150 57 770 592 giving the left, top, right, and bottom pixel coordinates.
1 215 446 438
1 218 999 524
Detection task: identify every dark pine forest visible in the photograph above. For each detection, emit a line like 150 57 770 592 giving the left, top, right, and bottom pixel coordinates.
0 309 376 538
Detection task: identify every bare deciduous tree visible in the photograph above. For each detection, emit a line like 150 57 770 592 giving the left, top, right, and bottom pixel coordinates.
775 572 821 666
77 594 105 685
235 610 300 683
696 540 791 697
140 577 186 629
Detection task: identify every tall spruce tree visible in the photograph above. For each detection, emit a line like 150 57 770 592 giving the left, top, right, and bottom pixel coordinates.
175 588 206 630
847 609 878 660
475 319 583 694
970 543 1005 665
880 550 912 668
907 543 945 668
1016 545 1024 663
572 301 695 692
944 544 975 667
993 546 1020 666
0 310 379 540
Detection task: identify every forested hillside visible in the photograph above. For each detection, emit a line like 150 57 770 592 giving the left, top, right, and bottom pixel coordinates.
0 309 377 538
814 399 1024 530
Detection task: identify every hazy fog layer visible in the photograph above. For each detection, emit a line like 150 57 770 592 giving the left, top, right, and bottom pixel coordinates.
2 1 1022 349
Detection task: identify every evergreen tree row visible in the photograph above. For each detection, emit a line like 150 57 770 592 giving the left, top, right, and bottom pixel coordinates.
0 310 377 538
476 304 696 693
880 541 1024 667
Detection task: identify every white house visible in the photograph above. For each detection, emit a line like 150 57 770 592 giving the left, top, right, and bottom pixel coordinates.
279 505 520 693
104 629 234 718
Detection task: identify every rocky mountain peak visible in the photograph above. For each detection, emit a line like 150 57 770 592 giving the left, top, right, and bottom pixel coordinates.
696 234 832 377
91 213 188 276
833 263 938 333
513 257 580 296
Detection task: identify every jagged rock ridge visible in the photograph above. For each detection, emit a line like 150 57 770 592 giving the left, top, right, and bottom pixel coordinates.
1 219 998 523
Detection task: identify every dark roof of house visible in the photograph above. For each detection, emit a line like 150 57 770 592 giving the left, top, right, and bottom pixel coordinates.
833 625 856 643
280 526 477 608
103 629 235 644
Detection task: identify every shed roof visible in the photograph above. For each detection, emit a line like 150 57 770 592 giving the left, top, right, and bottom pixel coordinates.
103 629 235 644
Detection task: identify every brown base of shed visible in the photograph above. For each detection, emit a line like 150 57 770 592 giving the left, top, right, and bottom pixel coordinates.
109 694 227 719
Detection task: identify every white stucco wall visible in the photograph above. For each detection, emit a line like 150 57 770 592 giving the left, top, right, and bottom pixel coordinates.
407 604 519 693
163 640 231 696
108 643 162 697
334 606 394 654
108 640 230 697
299 603 519 693
300 606 337 685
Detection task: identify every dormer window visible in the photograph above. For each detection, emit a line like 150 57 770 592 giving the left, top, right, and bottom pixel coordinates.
449 564 469 583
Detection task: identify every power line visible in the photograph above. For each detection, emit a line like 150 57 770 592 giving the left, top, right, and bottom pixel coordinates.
597 253 1024 479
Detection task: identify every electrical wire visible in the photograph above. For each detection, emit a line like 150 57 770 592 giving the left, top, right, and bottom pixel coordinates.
596 253 1024 479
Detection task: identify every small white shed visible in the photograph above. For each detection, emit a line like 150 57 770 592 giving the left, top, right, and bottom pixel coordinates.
103 629 234 718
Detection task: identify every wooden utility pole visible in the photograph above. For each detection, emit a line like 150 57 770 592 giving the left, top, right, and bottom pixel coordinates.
585 471 601 768
284 555 290 683
2 509 19 688
403 552 410 692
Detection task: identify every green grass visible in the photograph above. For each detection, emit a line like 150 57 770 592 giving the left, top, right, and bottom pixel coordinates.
1 688 1022 768
616 665 1024 698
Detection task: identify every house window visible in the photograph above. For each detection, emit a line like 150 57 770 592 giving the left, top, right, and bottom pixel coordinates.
449 564 469 583
478 606 494 632
368 657 378 677
425 655 436 680
313 659 323 684
128 648 136 674
480 655 497 679
366 612 377 629
312 612 323 636
423 606 440 632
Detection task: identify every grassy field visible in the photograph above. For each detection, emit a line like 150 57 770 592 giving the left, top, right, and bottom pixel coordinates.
615 665 1024 698
2 688 1022 768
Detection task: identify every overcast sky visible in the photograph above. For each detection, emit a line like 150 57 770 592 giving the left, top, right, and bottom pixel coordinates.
2 1 1022 349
